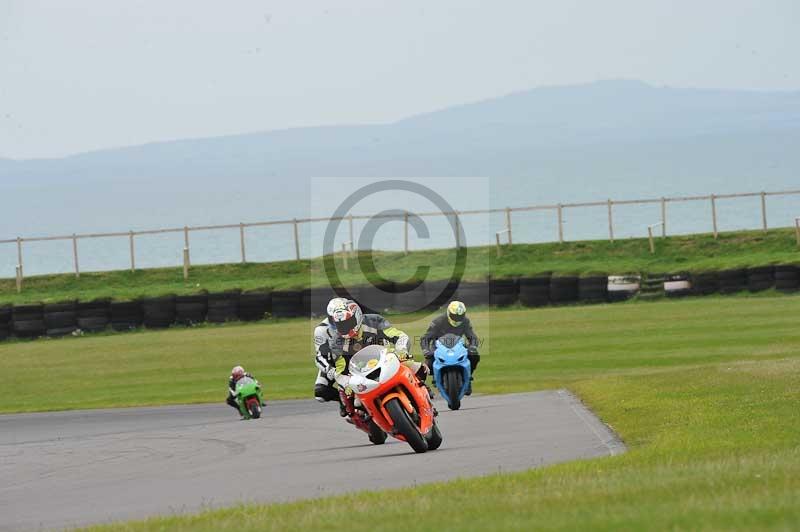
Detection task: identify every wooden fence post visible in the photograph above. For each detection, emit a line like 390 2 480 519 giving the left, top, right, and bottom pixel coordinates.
16 237 23 277
348 214 355 257
648 226 655 254
711 194 718 239
761 191 768 232
183 226 191 266
404 211 409 255
454 211 461 248
495 233 502 257
342 242 349 271
505 207 513 245
239 223 247 263
129 231 136 272
72 234 80 278
607 199 614 242
293 219 301 261
183 247 190 280
557 204 564 243
15 265 22 293
661 197 667 237
795 218 800 248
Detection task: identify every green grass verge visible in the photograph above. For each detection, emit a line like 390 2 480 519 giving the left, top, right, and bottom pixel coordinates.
2 227 799 305
1 295 797 529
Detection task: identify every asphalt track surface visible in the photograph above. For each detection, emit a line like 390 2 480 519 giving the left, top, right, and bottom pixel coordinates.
0 391 625 531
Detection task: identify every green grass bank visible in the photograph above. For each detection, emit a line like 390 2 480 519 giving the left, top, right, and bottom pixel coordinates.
1 228 798 306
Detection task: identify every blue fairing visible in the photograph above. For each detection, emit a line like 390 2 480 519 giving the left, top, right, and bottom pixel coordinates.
432 336 471 405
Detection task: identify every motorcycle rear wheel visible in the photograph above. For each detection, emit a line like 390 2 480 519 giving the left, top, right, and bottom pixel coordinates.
247 398 261 419
385 398 428 453
368 419 387 445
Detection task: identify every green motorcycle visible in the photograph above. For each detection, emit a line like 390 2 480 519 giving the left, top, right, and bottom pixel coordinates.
235 376 265 419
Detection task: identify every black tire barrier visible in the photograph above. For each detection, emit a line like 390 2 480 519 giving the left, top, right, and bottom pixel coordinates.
664 274 692 298
746 266 774 293
239 291 271 321
271 290 304 318
44 301 78 337
607 275 640 302
307 287 339 319
452 281 490 307
775 265 799 292
424 280 460 310
77 300 111 332
175 294 208 325
578 276 608 303
206 291 240 323
691 272 718 296
12 304 45 338
550 276 579 303
110 301 143 332
391 282 428 313
718 268 747 295
141 296 175 329
353 282 395 315
518 276 551 307
0 306 10 340
489 278 519 307
639 274 665 300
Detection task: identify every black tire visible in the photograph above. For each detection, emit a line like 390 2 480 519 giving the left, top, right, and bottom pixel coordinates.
0 325 10 341
248 401 261 419
175 294 208 325
385 398 428 453
141 296 176 329
443 368 463 411
424 280 459 310
368 419 388 445
13 319 46 338
578 276 608 303
550 276 579 303
207 291 240 323
47 326 77 338
691 273 718 296
271 290 304 318
453 281 490 307
355 282 395 314
392 282 428 313
425 421 443 451
239 292 271 321
77 316 109 332
489 278 518 307
111 301 143 330
519 276 551 307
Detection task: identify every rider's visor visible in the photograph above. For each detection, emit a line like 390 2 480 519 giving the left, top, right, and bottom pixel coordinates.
448 311 464 325
335 315 358 336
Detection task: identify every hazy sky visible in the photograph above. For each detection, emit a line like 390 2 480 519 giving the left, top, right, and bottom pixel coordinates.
1 0 797 159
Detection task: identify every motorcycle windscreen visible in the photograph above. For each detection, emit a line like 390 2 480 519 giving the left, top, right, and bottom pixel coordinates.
349 345 385 376
236 376 256 389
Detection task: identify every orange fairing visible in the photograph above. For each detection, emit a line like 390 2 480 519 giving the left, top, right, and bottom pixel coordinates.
356 363 434 440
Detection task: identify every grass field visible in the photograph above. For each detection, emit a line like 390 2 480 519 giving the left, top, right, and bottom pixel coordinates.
2 295 798 529
1 227 798 305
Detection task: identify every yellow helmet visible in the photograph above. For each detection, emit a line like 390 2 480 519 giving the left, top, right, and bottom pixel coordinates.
447 301 466 327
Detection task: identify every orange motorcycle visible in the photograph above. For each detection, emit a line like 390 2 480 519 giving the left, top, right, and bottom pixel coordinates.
346 345 442 453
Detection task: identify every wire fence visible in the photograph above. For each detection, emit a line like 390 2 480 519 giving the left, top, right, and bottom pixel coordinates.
3 188 800 289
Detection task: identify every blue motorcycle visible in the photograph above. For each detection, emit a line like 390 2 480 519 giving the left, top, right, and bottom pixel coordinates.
432 333 472 410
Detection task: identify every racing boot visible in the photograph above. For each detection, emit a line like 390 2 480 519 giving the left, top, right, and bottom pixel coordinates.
465 376 473 396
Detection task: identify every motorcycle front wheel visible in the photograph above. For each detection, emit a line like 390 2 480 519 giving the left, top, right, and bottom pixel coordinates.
443 368 463 410
368 419 387 445
385 398 428 453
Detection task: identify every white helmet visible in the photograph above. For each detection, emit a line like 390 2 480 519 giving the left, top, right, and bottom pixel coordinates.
328 298 363 339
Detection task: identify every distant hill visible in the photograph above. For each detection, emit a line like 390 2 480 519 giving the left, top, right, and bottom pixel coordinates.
1 80 798 192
